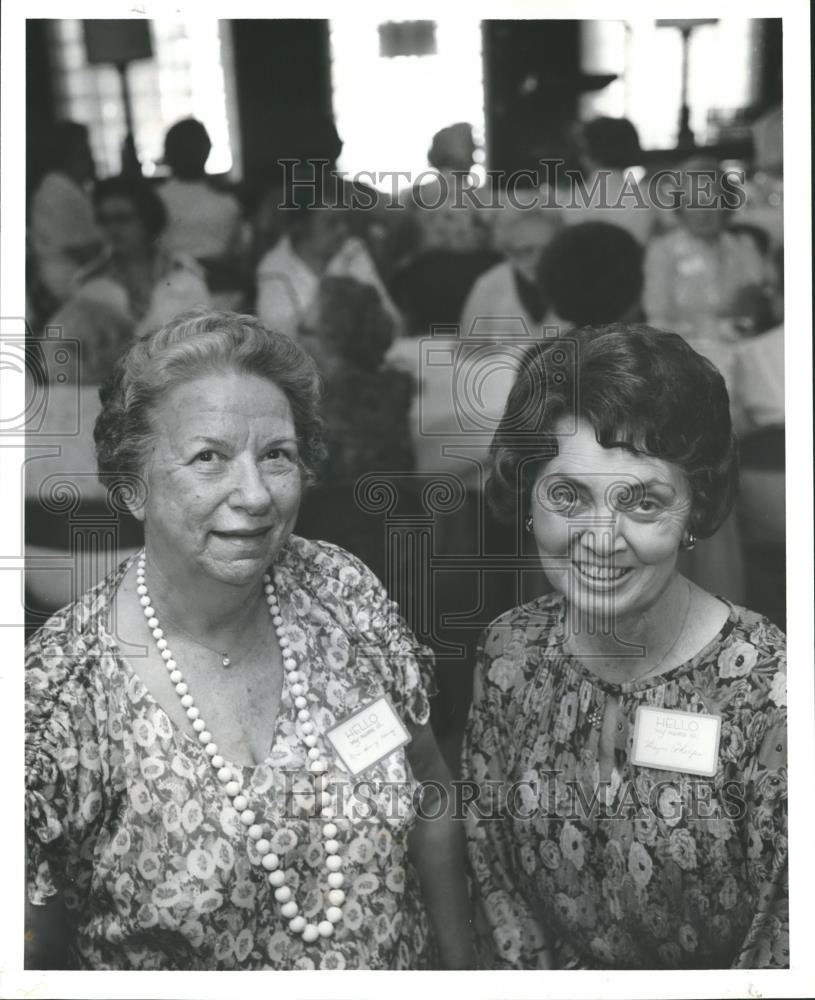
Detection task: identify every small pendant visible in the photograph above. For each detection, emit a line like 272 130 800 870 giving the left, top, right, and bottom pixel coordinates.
222 656 231 668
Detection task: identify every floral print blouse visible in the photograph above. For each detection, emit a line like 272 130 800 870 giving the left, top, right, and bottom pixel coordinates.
26 536 438 970
462 593 788 969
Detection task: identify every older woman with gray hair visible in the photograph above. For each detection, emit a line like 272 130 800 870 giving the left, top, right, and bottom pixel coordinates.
25 310 473 971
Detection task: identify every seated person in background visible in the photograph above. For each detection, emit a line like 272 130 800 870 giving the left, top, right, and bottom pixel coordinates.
563 116 656 245
64 175 210 338
538 221 645 327
643 157 768 395
29 121 104 309
741 103 784 249
727 224 783 336
731 258 784 435
250 114 391 292
644 159 760 605
392 219 646 489
397 123 490 262
158 118 246 307
295 276 416 611
256 197 400 339
459 201 562 341
300 276 414 484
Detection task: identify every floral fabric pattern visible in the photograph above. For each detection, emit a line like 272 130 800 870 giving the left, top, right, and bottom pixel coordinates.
461 593 788 969
26 536 438 970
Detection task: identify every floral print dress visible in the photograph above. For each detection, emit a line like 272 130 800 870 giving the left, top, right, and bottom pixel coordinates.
26 536 438 970
462 593 788 969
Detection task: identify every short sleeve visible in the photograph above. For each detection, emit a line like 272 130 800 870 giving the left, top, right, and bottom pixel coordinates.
461 625 551 969
334 547 437 727
25 629 106 908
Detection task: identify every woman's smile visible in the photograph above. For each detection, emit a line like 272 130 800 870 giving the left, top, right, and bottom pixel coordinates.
572 560 633 587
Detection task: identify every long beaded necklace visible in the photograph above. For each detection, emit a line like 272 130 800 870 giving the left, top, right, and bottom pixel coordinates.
136 552 346 943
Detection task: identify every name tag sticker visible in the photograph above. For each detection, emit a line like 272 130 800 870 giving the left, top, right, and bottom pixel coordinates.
631 706 721 777
326 696 411 776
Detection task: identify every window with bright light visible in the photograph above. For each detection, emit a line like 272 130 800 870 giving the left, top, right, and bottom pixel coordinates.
329 18 485 191
46 19 240 177
580 19 758 150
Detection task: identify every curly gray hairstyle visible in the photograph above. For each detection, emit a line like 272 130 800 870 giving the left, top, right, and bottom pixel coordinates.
94 310 326 487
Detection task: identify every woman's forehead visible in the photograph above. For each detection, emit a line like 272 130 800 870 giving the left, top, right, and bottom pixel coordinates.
543 418 684 484
152 372 295 433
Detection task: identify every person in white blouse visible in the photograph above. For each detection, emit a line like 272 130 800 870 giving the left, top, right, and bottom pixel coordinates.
255 203 400 339
158 118 244 262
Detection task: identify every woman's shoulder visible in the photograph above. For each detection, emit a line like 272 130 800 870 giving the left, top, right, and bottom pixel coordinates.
688 604 787 727
26 556 135 751
26 554 135 667
479 593 564 657
713 603 785 679
277 535 380 594
720 604 785 655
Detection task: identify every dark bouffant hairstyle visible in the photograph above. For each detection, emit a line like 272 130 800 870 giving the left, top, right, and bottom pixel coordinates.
486 323 738 538
94 175 168 242
316 276 394 372
95 309 326 485
538 222 644 326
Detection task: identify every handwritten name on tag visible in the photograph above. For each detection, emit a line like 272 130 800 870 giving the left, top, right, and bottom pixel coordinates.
326 696 411 776
631 706 721 777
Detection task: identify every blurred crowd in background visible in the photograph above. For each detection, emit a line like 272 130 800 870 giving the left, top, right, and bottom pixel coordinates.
25 102 784 765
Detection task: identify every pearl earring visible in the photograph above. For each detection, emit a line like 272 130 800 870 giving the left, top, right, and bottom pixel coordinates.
525 515 533 533
682 529 697 551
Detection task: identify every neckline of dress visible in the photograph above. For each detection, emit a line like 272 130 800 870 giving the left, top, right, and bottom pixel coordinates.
97 549 301 773
545 592 738 694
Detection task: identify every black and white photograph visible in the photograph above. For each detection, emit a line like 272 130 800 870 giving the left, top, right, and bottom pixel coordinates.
1 1 812 996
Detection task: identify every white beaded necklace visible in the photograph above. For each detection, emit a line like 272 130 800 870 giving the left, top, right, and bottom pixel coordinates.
136 552 346 943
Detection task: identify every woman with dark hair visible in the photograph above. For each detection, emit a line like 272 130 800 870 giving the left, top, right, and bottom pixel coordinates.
537 221 644 327
64 175 210 337
462 324 787 969
25 310 473 970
